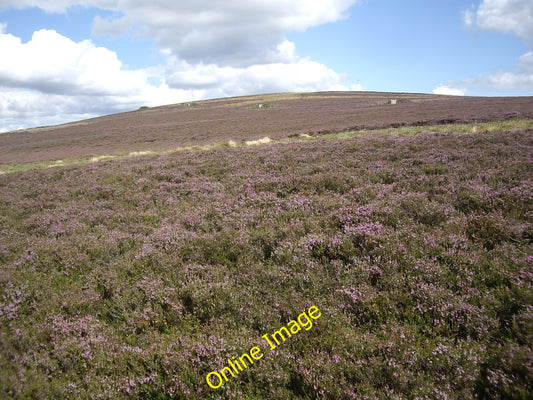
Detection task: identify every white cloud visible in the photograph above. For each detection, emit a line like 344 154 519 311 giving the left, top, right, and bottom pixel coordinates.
162 41 348 94
464 0 533 41
518 50 533 73
0 28 349 131
0 84 200 132
1 0 358 66
0 29 204 130
0 82 207 132
0 0 117 13
0 88 95 132
433 50 533 95
435 49 533 95
433 85 465 96
460 53 533 91
450 0 533 95
0 29 145 95
0 1 358 131
90 0 359 67
0 28 206 103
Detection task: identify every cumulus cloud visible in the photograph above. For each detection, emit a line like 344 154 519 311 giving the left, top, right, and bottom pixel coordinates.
0 85 198 133
0 28 349 130
0 0 357 130
434 53 533 95
0 28 204 130
0 82 201 133
463 0 533 42
1 0 358 66
433 85 465 96
453 51 533 91
91 0 358 67
435 0 533 95
0 29 146 95
162 40 347 94
0 88 94 132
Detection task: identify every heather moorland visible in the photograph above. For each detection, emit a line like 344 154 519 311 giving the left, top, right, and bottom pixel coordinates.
0 92 532 399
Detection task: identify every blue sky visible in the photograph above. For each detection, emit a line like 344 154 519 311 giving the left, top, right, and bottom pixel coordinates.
288 0 530 95
0 0 532 132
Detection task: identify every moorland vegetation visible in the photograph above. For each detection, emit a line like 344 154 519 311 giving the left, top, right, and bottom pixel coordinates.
0 93 532 399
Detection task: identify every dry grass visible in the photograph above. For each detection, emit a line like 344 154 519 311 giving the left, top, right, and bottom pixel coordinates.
1 117 531 175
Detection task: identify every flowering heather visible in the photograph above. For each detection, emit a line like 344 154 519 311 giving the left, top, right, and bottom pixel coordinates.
0 111 532 398
1 92 533 165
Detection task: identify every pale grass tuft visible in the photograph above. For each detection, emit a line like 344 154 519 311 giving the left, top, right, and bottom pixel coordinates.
90 155 117 163
47 160 65 169
129 150 156 157
246 137 272 146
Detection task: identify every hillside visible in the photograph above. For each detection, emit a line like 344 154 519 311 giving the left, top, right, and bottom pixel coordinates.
1 91 533 166
0 92 532 399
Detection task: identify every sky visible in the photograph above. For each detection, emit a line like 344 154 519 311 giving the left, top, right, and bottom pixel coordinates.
0 0 532 132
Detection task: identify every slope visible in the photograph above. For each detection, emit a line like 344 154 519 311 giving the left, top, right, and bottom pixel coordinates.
1 91 533 166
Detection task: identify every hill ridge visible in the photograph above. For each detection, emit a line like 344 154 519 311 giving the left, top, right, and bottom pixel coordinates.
1 91 532 165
